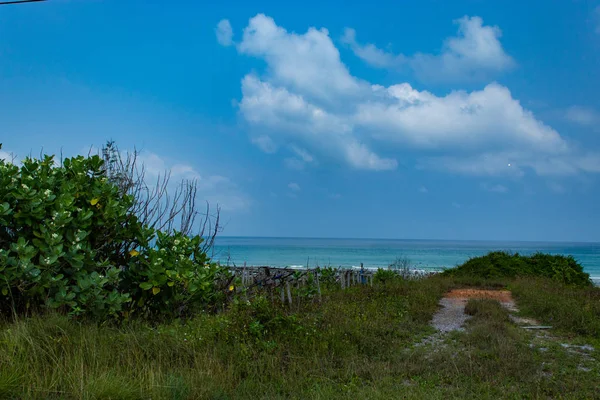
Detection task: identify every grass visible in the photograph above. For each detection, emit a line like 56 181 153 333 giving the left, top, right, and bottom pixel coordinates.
510 277 600 340
0 274 598 399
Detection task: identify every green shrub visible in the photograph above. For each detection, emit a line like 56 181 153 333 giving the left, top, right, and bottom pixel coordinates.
317 266 339 289
373 268 400 284
444 251 591 286
0 153 225 320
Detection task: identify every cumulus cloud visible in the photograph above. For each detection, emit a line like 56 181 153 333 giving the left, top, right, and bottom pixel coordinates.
240 74 396 171
341 28 404 68
343 16 515 83
238 14 363 103
226 14 600 177
565 106 598 126
216 19 234 46
356 82 565 152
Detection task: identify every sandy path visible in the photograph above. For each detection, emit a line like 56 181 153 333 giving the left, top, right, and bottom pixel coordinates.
431 289 528 332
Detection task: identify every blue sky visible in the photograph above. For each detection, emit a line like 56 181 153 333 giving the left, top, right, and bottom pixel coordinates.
1 0 600 242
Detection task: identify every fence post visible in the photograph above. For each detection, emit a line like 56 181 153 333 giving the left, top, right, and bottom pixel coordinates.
315 270 322 302
286 281 293 306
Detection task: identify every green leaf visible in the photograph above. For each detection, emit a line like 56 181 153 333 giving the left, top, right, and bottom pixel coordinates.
139 282 153 290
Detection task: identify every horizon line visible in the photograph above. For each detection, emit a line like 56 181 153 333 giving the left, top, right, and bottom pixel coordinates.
213 236 600 245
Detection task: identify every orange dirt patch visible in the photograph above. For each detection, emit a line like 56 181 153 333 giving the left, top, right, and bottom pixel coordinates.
445 289 514 303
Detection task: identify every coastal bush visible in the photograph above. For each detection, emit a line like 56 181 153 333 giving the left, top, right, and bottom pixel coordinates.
317 266 339 288
0 152 225 320
443 251 591 286
373 268 401 284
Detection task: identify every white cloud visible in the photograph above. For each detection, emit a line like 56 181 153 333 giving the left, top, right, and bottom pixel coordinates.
288 182 301 191
481 183 508 193
420 150 600 178
238 14 362 103
341 28 404 68
216 19 234 46
240 74 396 171
290 145 314 163
565 106 598 126
0 150 14 162
344 16 515 83
137 151 249 211
251 135 277 153
284 145 315 170
226 14 600 177
356 82 565 152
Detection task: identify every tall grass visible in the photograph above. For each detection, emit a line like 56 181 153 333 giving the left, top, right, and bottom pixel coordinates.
1 275 598 399
510 277 600 338
0 278 448 399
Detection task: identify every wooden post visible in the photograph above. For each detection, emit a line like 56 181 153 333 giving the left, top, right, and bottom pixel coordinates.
243 262 247 286
315 270 322 302
286 281 293 306
280 284 285 304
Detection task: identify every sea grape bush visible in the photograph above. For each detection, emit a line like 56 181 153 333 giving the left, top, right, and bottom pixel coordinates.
0 153 226 320
444 251 591 286
122 231 225 318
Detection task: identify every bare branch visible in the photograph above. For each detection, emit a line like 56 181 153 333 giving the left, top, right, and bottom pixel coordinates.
99 141 221 252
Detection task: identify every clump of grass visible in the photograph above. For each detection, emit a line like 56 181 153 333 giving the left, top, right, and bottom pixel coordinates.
510 277 600 339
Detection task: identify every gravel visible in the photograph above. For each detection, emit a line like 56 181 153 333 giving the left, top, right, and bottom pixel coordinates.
431 297 471 333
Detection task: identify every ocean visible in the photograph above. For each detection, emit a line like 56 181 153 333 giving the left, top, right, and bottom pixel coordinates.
212 237 600 283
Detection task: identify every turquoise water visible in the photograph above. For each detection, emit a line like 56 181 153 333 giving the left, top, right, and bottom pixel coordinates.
212 237 600 283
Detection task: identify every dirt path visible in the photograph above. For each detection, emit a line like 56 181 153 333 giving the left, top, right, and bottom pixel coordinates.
431 289 537 332
422 288 597 376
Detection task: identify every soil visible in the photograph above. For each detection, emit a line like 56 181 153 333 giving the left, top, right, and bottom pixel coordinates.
431 289 522 333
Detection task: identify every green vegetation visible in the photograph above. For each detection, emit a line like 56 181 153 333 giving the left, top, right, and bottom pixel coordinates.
0 279 448 399
0 151 227 320
511 277 600 339
443 251 591 286
0 151 598 398
1 275 599 399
